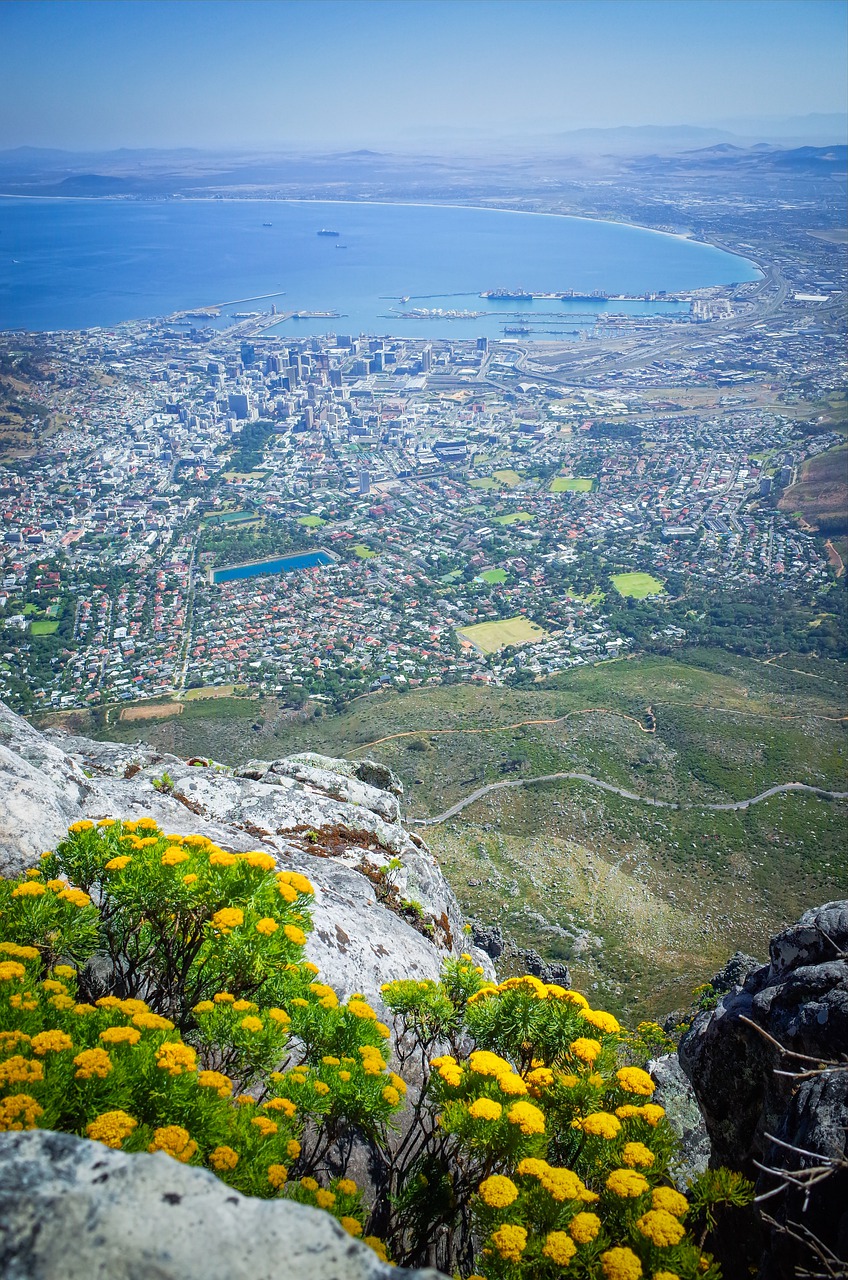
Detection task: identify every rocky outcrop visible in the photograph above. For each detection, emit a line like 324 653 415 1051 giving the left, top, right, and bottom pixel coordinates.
470 920 571 987
0 701 492 1015
679 901 848 1278
0 1130 445 1280
648 1054 710 1190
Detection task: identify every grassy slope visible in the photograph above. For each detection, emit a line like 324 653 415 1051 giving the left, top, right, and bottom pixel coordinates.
62 650 847 1018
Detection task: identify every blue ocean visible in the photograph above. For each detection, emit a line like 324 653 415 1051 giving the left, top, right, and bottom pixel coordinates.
0 197 760 339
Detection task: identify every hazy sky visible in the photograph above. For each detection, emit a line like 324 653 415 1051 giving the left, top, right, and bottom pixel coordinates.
1 0 846 151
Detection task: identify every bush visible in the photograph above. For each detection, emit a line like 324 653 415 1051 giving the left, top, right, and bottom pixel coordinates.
0 819 735 1277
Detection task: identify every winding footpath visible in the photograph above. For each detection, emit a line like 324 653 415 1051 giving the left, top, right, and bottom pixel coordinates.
409 773 848 828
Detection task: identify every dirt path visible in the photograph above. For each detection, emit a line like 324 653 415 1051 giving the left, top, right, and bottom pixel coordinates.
409 775 848 828
353 706 655 753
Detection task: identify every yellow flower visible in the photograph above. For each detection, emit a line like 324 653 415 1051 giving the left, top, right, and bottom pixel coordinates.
9 994 38 1012
232 1000 258 1012
96 996 121 1009
87 1110 137 1149
0 961 27 982
240 1016 263 1033
364 1237 389 1263
193 1001 215 1014
213 991 235 1003
636 1209 686 1247
507 1100 545 1136
45 879 67 891
526 1066 554 1090
653 1272 681 1280
622 1142 656 1168
640 1104 665 1126
277 881 298 904
68 820 95 834
601 1247 643 1280
382 1085 400 1106
276 870 314 895
347 998 376 1020
341 1217 363 1237
433 1055 463 1087
315 1189 336 1209
497 1072 528 1096
52 965 76 979
468 1050 513 1078
208 850 238 867
209 1145 239 1171
582 1008 622 1035
300 1176 319 1192
198 1070 233 1098
578 1111 621 1139
183 874 199 885
617 1066 656 1096
491 1224 527 1263
569 1212 601 1243
73 1003 97 1015
375 1021 390 1039
0 943 39 960
651 1186 689 1218
11 882 46 898
542 1231 578 1265
40 979 66 994
135 817 159 832
162 847 190 866
336 1177 357 1195
149 1125 197 1163
242 851 277 872
264 1098 298 1117
255 917 279 935
31 1030 73 1055
0 1093 44 1132
211 907 243 931
251 1116 279 1137
389 1073 407 1096
467 1097 502 1122
59 888 91 908
287 1139 302 1159
105 855 133 871
0 1030 31 1050
284 924 307 946
155 1042 197 1075
267 1164 288 1189
132 1011 174 1031
313 1080 330 1096
569 1037 602 1064
339 1070 351 1082
0 1057 44 1087
607 1169 650 1198
74 1048 113 1080
478 1175 519 1209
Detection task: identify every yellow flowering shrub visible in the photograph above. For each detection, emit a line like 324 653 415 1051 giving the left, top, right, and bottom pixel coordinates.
0 821 736 1277
378 963 724 1279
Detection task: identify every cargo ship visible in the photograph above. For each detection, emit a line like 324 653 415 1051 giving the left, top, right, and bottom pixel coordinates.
317 229 340 237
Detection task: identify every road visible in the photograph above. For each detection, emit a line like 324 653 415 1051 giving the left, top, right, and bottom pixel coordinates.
409 773 848 827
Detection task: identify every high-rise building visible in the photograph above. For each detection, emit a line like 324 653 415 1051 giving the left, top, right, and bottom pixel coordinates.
359 468 370 495
420 346 432 373
227 392 252 420
476 336 489 353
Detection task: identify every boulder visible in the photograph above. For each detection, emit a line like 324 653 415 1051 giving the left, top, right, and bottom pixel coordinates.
679 901 848 1278
648 1054 710 1189
0 701 493 1016
0 1129 445 1280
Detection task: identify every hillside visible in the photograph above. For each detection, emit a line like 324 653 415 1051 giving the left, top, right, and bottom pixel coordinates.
47 648 848 1019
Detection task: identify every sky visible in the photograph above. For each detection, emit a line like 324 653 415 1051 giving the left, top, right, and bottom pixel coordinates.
0 0 846 151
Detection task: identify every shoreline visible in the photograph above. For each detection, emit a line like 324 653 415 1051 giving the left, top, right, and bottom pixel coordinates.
0 193 763 335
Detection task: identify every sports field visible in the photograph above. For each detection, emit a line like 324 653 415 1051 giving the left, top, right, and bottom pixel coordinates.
478 568 508 583
492 469 522 487
494 511 533 526
457 615 549 654
611 572 665 598
353 544 377 559
30 620 59 635
297 515 326 528
551 476 594 493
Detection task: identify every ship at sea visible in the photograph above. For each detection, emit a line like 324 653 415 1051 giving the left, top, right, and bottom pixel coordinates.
503 325 532 334
317 229 340 237
482 287 534 301
262 222 273 227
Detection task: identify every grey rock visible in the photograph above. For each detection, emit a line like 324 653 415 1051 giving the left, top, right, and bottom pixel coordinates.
471 920 505 959
679 901 848 1278
648 1054 710 1189
0 700 492 1017
0 1130 445 1280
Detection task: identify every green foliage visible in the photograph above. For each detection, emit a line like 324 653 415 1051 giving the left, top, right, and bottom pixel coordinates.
1 821 734 1276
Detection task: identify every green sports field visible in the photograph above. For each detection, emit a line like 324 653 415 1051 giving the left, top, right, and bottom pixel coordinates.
494 512 534 526
551 477 594 493
611 572 665 599
457 615 549 653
